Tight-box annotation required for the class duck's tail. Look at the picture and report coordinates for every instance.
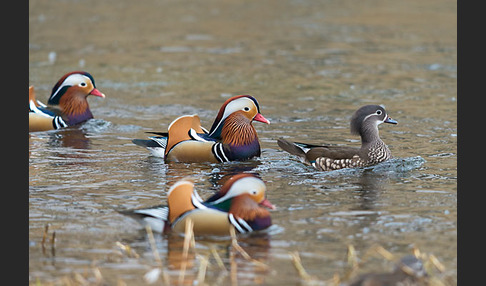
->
[119,206,170,233]
[277,138,307,158]
[132,136,167,158]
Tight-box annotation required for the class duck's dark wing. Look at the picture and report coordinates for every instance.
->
[145,131,168,137]
[278,138,360,162]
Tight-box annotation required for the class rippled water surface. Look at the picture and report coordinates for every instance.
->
[29,0,456,284]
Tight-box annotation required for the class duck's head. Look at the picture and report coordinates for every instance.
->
[48,71,105,115]
[205,173,275,210]
[208,95,270,138]
[350,105,397,142]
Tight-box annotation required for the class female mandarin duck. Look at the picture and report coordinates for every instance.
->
[29,71,105,132]
[123,173,275,236]
[132,95,270,163]
[277,105,398,171]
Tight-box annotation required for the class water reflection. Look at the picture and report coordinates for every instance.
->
[138,158,264,186]
[158,231,271,285]
[207,160,263,188]
[47,127,91,150]
[355,170,387,211]
[29,126,93,168]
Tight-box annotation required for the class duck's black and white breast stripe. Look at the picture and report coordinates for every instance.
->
[53,116,68,129]
[228,213,253,233]
[212,143,230,163]
[30,99,68,129]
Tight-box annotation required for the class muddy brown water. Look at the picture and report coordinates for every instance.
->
[29,0,456,284]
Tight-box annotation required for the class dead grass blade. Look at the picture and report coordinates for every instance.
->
[115,241,140,259]
[210,245,227,271]
[196,254,209,285]
[145,225,170,285]
[92,267,103,284]
[229,226,269,269]
[41,224,49,255]
[341,244,359,281]
[50,231,56,257]
[346,244,357,268]
[373,245,395,261]
[230,241,238,286]
[428,254,446,273]
[289,251,315,282]
[178,218,194,285]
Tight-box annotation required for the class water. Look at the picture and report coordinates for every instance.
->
[29,0,456,284]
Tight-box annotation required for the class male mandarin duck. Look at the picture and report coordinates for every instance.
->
[29,71,105,132]
[132,95,270,163]
[122,173,275,236]
[277,105,398,171]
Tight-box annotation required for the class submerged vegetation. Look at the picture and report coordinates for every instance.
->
[33,223,454,285]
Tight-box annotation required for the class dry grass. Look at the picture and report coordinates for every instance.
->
[143,225,170,284]
[289,243,452,286]
[31,225,454,286]
[41,224,56,257]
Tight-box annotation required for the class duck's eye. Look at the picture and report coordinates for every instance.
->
[79,82,87,87]
[376,110,382,115]
[251,190,258,195]
[243,107,250,112]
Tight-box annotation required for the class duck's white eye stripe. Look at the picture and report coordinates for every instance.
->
[51,74,92,100]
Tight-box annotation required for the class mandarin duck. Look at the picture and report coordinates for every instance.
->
[122,173,275,236]
[277,105,398,171]
[132,95,270,163]
[29,71,105,132]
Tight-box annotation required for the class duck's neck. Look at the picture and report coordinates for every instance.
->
[60,96,93,125]
[360,127,392,163]
[221,115,258,146]
[360,124,381,146]
[229,195,270,221]
[65,109,94,126]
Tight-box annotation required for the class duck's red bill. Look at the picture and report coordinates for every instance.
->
[254,113,270,124]
[259,198,276,210]
[89,88,105,98]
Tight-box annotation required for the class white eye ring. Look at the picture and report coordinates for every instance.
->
[79,82,87,87]
[243,107,250,112]
[251,190,258,195]
[376,110,382,115]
